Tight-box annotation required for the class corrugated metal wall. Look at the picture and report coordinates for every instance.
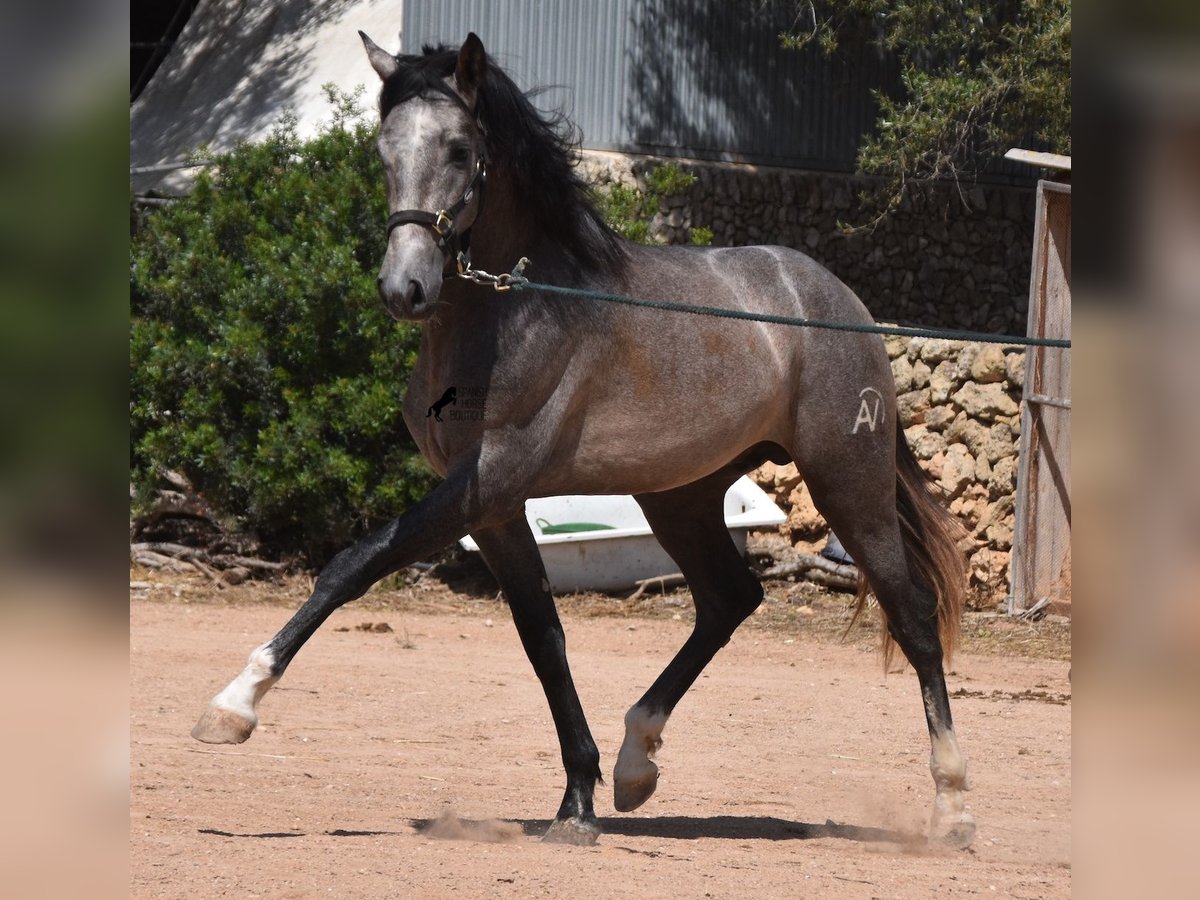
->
[400,0,896,173]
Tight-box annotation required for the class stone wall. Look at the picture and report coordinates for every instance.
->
[579,151,1036,335]
[753,336,1024,607]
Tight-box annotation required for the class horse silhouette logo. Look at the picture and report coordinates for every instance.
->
[426,386,457,422]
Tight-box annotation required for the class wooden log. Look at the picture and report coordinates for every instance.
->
[131,541,208,560]
[626,573,687,601]
[131,542,285,579]
[131,550,191,572]
[762,553,858,582]
[801,570,858,592]
[186,556,225,588]
[212,554,288,572]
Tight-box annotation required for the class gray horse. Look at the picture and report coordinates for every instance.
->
[193,33,973,848]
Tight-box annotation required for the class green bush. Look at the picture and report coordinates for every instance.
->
[593,164,713,246]
[130,89,437,564]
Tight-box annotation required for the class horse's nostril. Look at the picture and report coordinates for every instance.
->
[406,280,427,310]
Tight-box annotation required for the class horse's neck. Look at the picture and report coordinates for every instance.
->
[468,177,534,273]
[419,173,603,370]
[469,175,605,286]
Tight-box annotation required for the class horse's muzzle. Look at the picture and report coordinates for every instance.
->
[377,268,440,321]
[376,277,428,320]
[378,230,445,320]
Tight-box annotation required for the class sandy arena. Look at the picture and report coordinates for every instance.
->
[131,573,1070,898]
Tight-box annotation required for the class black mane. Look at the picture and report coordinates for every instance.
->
[379,45,626,278]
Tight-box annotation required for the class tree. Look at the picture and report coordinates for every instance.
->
[781,0,1071,228]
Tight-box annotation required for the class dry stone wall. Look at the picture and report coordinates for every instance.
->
[580,151,1035,334]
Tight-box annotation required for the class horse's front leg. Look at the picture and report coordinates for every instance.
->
[191,470,498,744]
[470,517,602,845]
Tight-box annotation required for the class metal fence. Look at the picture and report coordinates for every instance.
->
[401,0,898,173]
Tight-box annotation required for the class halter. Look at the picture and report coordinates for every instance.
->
[384,79,488,277]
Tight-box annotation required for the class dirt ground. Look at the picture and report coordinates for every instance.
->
[130,569,1070,899]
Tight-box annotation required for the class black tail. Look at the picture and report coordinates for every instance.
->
[852,421,968,668]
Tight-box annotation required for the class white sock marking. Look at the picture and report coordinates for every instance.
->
[930,729,969,791]
[208,643,279,725]
[928,728,974,839]
[614,707,667,787]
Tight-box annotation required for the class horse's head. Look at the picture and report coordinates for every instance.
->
[362,33,489,321]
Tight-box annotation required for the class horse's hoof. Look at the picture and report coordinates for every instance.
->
[930,812,976,850]
[542,817,600,846]
[612,761,658,812]
[191,706,256,744]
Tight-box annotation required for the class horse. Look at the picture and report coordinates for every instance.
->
[192,32,974,848]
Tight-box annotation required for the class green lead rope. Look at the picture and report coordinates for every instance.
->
[476,258,1072,350]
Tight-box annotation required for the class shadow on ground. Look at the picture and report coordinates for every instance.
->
[200,815,920,846]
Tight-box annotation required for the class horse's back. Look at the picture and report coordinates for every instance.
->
[625,242,875,329]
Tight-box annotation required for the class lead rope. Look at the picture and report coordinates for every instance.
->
[453,257,1071,349]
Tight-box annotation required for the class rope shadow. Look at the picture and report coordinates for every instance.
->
[198,827,409,839]
[198,828,306,839]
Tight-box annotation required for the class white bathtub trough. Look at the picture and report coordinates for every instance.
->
[459,476,786,592]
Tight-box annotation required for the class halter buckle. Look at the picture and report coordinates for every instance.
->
[433,210,454,239]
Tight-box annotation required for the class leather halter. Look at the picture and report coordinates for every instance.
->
[384,80,488,277]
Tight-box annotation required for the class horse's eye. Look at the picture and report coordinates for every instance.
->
[449,145,471,166]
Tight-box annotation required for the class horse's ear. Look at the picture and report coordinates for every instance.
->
[360,31,399,81]
[454,32,487,103]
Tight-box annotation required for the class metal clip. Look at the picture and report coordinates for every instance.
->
[433,210,453,237]
[492,257,531,291]
[453,256,531,292]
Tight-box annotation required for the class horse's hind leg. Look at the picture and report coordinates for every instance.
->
[613,470,763,812]
[797,443,974,848]
[470,516,602,846]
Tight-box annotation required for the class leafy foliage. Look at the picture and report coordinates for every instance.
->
[781,0,1071,228]
[594,164,714,245]
[130,87,437,563]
